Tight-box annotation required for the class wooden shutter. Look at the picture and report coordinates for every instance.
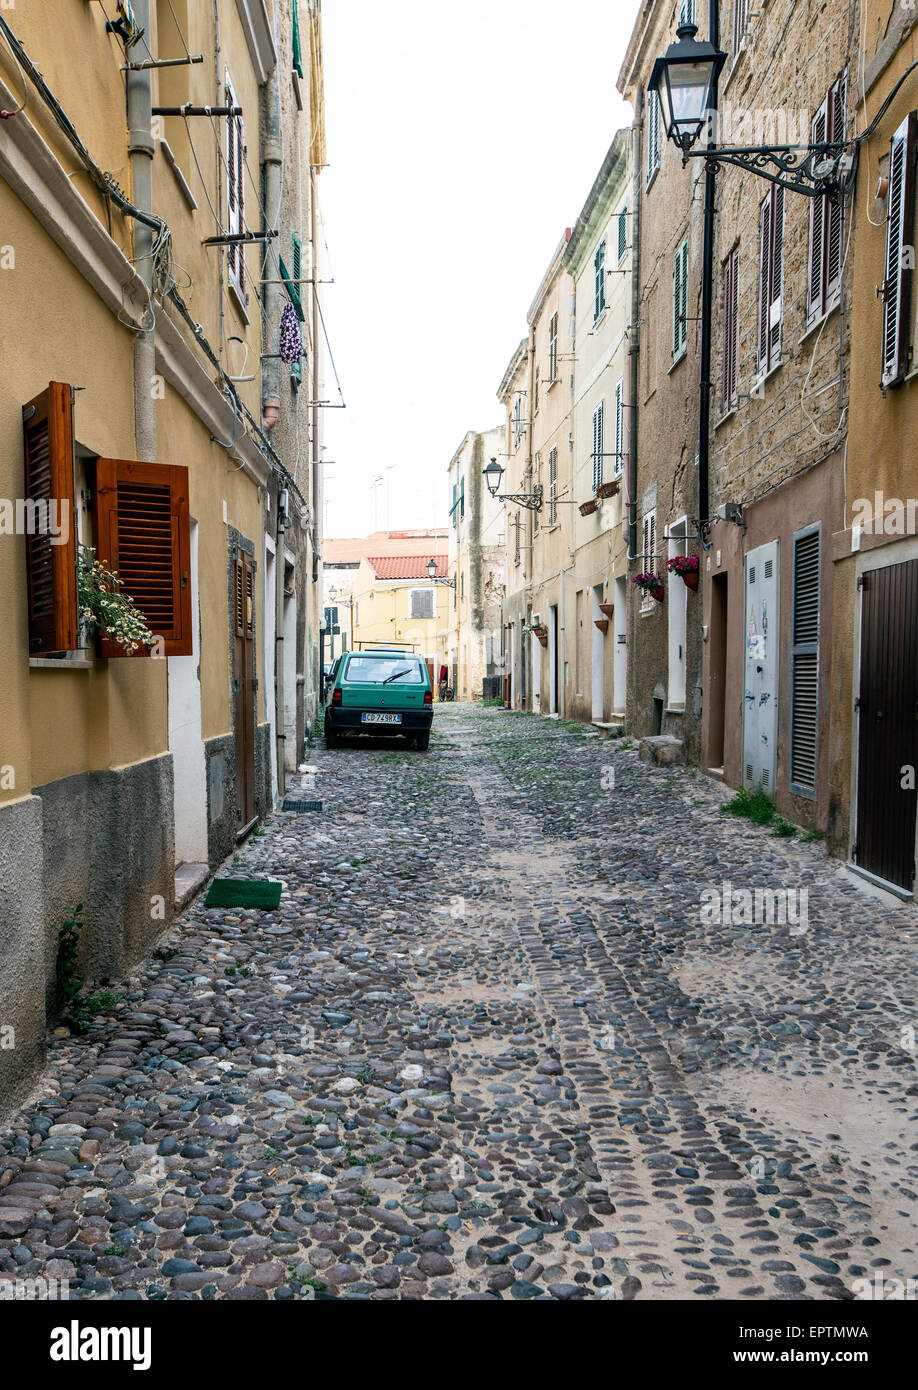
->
[592,402,604,490]
[791,527,821,796]
[758,196,771,372]
[769,184,784,364]
[722,249,739,409]
[808,102,828,325]
[825,80,845,308]
[22,382,77,654]
[618,206,628,263]
[292,0,304,78]
[226,81,246,295]
[234,549,246,639]
[882,112,918,388]
[733,0,748,52]
[673,241,687,357]
[647,89,660,183]
[92,460,192,657]
[614,378,624,477]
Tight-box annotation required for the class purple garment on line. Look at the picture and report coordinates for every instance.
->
[280,301,304,365]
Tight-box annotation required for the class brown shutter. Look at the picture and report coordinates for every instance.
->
[758,196,771,373]
[824,80,845,307]
[93,459,192,657]
[808,102,828,324]
[234,550,246,638]
[769,183,784,364]
[882,112,918,388]
[22,381,77,653]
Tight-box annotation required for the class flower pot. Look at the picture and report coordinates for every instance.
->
[536,633,548,648]
[579,498,599,516]
[594,618,609,635]
[598,602,615,618]
[595,480,619,500]
[680,569,699,591]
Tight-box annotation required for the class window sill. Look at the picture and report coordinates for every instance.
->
[593,306,608,330]
[159,140,198,212]
[30,655,94,670]
[753,359,785,393]
[546,377,560,392]
[714,406,737,432]
[668,347,687,374]
[228,280,250,324]
[799,300,840,348]
[722,46,747,97]
[544,522,561,533]
[646,165,660,194]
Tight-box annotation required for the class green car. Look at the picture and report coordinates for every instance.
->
[325,649,433,750]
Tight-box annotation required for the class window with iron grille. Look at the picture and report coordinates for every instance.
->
[614,379,624,478]
[594,239,607,321]
[758,183,784,376]
[514,394,523,448]
[548,312,559,381]
[225,74,246,299]
[722,247,739,411]
[533,452,541,534]
[647,88,661,185]
[881,111,917,388]
[514,511,521,566]
[790,525,821,797]
[807,77,846,329]
[617,205,628,264]
[548,446,558,525]
[673,238,688,360]
[592,401,605,491]
[410,588,434,619]
[679,0,695,24]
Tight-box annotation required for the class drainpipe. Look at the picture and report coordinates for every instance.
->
[261,3,286,798]
[127,0,156,464]
[311,163,323,723]
[628,110,641,562]
[698,0,721,529]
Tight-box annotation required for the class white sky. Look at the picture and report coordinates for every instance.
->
[319,0,640,539]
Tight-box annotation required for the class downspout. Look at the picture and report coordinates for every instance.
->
[261,3,285,797]
[628,110,642,561]
[127,0,156,464]
[698,0,721,529]
[312,164,323,721]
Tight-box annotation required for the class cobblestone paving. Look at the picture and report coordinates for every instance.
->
[2,704,917,1301]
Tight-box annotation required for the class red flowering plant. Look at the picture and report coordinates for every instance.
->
[665,553,700,576]
[633,572,665,602]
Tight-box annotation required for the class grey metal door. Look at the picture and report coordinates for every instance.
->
[743,541,779,796]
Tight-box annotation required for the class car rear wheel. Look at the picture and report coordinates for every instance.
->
[325,724,338,749]
[415,732,430,751]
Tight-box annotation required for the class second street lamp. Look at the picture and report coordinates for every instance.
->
[427,557,455,589]
[481,458,543,513]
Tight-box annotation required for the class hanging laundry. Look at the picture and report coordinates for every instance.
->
[279,301,304,365]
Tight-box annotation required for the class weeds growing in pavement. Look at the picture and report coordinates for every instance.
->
[56,906,120,1032]
[721,785,816,840]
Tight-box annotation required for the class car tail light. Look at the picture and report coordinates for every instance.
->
[423,690,432,705]
[332,687,342,706]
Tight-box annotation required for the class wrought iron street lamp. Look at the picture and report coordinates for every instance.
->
[482,458,543,512]
[426,557,455,588]
[649,22,852,199]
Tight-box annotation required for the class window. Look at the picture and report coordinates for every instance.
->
[614,378,624,478]
[548,446,558,525]
[679,0,695,22]
[292,0,304,78]
[410,589,434,619]
[460,475,465,519]
[225,75,246,299]
[592,400,605,491]
[22,381,78,654]
[722,247,740,411]
[732,0,748,54]
[758,183,784,376]
[647,88,661,185]
[617,205,628,264]
[673,238,688,361]
[514,511,521,566]
[451,481,459,528]
[514,394,523,448]
[594,238,607,321]
[548,311,558,381]
[533,452,541,535]
[808,79,846,328]
[642,509,658,578]
[882,111,918,388]
[345,654,424,683]
[790,526,821,797]
[93,458,193,656]
[534,366,540,414]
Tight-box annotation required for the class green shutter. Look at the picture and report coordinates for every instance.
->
[292,1,304,78]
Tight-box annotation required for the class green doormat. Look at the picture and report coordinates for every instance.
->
[205,878,283,909]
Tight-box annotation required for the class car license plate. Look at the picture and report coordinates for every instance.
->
[362,712,401,724]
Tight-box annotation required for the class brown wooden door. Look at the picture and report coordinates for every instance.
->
[855,559,918,890]
[234,548,257,832]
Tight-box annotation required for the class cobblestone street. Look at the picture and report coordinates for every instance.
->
[3,704,917,1302]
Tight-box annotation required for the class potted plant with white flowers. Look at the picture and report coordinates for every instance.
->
[78,545,156,654]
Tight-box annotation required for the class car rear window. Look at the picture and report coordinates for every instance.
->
[343,655,425,684]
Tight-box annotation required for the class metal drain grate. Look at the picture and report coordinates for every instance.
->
[281,798,323,813]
